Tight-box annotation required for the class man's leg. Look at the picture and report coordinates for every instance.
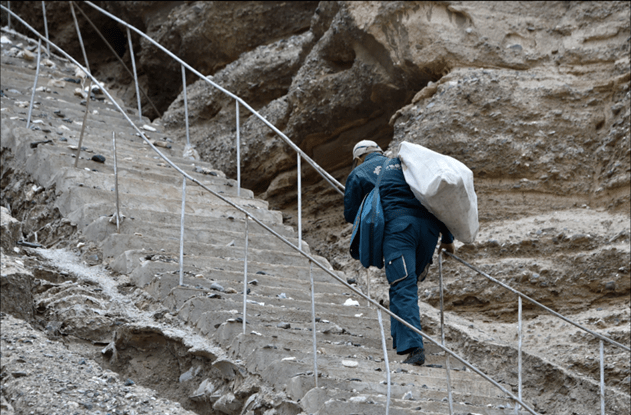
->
[383,217,425,355]
[387,252,424,355]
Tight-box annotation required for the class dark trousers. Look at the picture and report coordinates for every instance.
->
[383,215,440,355]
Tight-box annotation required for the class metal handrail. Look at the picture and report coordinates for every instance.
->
[1,9,540,414]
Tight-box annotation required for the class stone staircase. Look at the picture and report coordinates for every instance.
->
[1,37,527,414]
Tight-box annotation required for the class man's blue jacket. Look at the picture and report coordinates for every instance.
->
[344,152,453,244]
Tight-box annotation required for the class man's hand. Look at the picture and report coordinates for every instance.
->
[440,242,455,254]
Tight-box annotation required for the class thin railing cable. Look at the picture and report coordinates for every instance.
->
[81,0,345,196]
[309,261,318,387]
[444,251,630,352]
[126,26,142,123]
[516,295,523,415]
[112,132,120,233]
[243,216,249,335]
[71,2,159,115]
[69,2,89,73]
[25,38,41,129]
[182,65,190,146]
[41,1,49,56]
[236,100,241,197]
[600,340,606,415]
[7,9,586,414]
[178,178,186,286]
[377,309,391,415]
[439,252,454,415]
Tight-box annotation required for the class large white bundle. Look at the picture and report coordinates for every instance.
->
[398,142,479,243]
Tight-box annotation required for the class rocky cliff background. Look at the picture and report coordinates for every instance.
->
[3,1,630,409]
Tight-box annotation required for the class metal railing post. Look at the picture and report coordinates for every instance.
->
[6,1,10,31]
[297,153,302,250]
[74,79,91,167]
[178,177,186,286]
[366,270,371,307]
[309,261,318,387]
[126,26,141,123]
[377,309,391,415]
[516,296,523,415]
[26,38,41,129]
[439,252,454,415]
[243,215,249,334]
[182,65,190,146]
[69,1,89,73]
[112,132,120,233]
[236,100,240,197]
[41,2,49,56]
[600,340,606,415]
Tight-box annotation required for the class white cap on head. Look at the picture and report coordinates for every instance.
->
[352,140,382,160]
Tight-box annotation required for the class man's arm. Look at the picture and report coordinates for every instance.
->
[344,171,369,223]
[436,220,455,253]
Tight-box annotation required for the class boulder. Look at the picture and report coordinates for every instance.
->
[0,256,34,321]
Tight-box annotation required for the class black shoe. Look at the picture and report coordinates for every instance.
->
[402,347,425,366]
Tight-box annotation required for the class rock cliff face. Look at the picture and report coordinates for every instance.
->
[159,1,629,210]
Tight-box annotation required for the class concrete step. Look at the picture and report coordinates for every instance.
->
[145,272,352,307]
[295,378,522,413]
[0,121,249,200]
[124,253,336,287]
[213,327,515,410]
[66,204,294,241]
[20,140,252,200]
[55,186,281,226]
[176,295,393,347]
[309,394,520,415]
[102,234,323,270]
[83,216,304,254]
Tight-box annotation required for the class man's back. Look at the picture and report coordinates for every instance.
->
[344,153,431,223]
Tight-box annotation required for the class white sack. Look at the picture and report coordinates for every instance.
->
[398,142,479,243]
